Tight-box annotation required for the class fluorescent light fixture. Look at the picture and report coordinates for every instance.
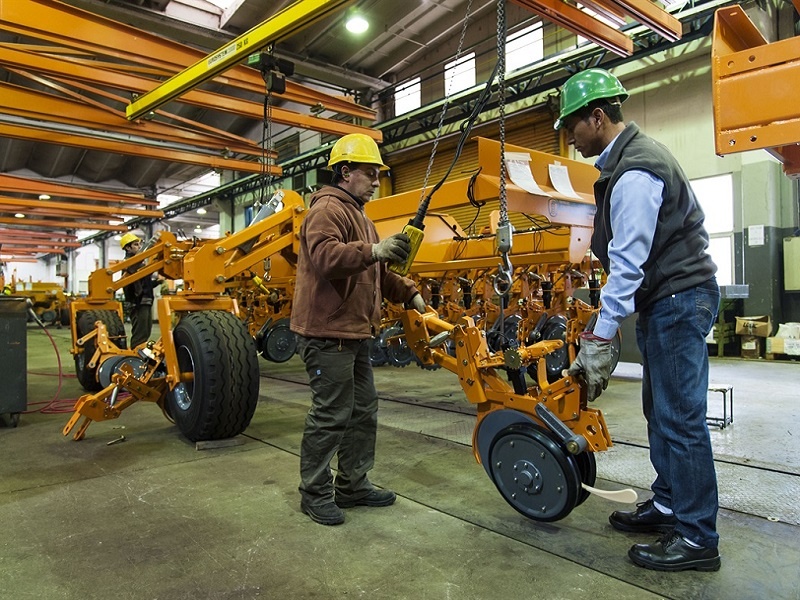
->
[14,213,25,218]
[197,207,207,215]
[39,194,50,200]
[195,225,202,231]
[345,14,369,34]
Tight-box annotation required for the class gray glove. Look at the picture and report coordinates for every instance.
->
[410,293,426,313]
[372,233,411,264]
[565,332,614,402]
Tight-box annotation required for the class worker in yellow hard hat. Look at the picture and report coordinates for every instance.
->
[120,232,159,348]
[290,133,426,526]
[119,232,142,251]
[556,68,720,572]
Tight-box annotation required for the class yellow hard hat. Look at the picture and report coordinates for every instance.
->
[120,232,142,249]
[327,133,388,170]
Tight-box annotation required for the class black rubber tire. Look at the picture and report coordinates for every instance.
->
[60,307,70,327]
[167,311,259,442]
[74,309,128,391]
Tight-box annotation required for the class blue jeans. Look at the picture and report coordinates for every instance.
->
[635,278,720,548]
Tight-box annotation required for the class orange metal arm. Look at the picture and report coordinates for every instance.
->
[711,5,800,177]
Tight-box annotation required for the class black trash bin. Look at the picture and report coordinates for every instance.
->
[0,297,27,427]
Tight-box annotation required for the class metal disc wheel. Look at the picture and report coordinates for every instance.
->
[73,309,128,391]
[572,450,597,506]
[369,336,388,367]
[540,315,569,383]
[167,311,259,442]
[259,319,297,363]
[383,324,414,368]
[488,423,581,521]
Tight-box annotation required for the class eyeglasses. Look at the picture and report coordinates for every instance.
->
[350,167,380,180]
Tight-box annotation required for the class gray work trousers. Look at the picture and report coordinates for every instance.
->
[296,336,378,507]
[129,302,153,349]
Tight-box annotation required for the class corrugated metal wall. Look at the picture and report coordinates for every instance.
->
[385,109,561,233]
[387,109,559,193]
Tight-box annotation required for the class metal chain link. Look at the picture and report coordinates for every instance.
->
[419,0,475,202]
[496,0,508,224]
[494,0,513,304]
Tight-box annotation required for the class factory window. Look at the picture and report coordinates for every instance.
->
[506,23,544,73]
[444,52,475,95]
[395,77,421,116]
[691,174,734,286]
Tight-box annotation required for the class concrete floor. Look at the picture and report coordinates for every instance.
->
[3,324,800,600]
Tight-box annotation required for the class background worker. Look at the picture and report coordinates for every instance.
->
[290,133,426,526]
[557,69,721,572]
[120,232,161,349]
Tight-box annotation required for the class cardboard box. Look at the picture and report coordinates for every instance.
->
[740,335,763,359]
[767,337,800,356]
[735,315,772,337]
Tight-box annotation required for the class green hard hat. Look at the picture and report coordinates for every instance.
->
[554,68,628,130]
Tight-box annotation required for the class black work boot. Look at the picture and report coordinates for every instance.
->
[336,488,396,508]
[609,498,677,534]
[301,501,345,526]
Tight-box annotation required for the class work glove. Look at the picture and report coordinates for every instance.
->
[409,293,426,313]
[565,331,614,402]
[372,233,411,264]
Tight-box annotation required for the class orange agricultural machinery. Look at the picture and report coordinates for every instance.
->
[63,189,305,442]
[365,137,620,521]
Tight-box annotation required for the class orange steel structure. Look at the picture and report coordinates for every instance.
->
[711,4,800,178]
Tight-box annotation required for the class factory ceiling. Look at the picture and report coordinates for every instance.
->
[0,0,726,260]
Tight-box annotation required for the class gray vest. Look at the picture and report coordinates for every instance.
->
[591,123,716,311]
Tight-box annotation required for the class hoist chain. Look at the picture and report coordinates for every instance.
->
[494,0,513,297]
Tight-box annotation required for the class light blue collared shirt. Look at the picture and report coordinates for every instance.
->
[591,133,664,340]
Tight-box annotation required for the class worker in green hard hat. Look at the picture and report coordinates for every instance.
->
[556,68,722,572]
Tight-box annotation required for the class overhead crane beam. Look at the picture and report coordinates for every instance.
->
[0,0,375,122]
[0,122,272,175]
[0,216,127,231]
[0,228,77,240]
[0,82,268,159]
[0,174,156,208]
[0,245,66,254]
[0,44,382,141]
[0,196,164,219]
[511,0,634,56]
[126,0,355,120]
[0,239,82,249]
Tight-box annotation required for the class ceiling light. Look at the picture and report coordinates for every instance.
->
[197,207,207,215]
[345,14,369,34]
[39,194,50,200]
[195,225,202,231]
[14,213,25,218]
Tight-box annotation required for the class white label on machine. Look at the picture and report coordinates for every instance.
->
[505,152,550,196]
[548,163,581,200]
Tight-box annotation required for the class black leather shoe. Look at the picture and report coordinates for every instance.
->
[301,501,345,526]
[609,498,677,534]
[336,488,396,508]
[629,532,721,572]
